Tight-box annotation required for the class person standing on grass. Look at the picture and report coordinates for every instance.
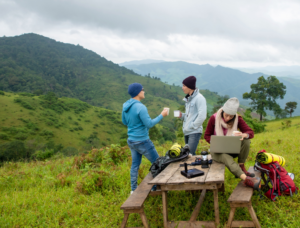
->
[204,97,261,190]
[176,76,207,155]
[122,83,168,194]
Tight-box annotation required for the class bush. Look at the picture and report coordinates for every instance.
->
[40,130,54,139]
[0,140,29,161]
[0,91,5,95]
[14,133,28,140]
[19,92,35,97]
[78,126,83,130]
[75,171,108,195]
[0,133,9,140]
[32,149,54,160]
[61,147,79,157]
[14,98,35,110]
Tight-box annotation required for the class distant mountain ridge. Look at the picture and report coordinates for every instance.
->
[119,59,165,66]
[124,61,300,115]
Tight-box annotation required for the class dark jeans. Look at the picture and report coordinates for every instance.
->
[184,133,202,155]
[127,139,159,191]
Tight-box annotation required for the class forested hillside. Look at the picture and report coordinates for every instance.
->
[124,61,300,115]
[0,34,220,128]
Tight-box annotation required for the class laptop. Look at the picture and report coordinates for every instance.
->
[210,136,242,154]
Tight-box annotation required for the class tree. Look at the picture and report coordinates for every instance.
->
[285,102,297,118]
[213,95,230,113]
[243,76,286,121]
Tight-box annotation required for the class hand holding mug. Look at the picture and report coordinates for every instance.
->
[161,108,169,117]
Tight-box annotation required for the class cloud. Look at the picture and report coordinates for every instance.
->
[1,0,300,67]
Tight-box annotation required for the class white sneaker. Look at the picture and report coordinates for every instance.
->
[130,191,133,195]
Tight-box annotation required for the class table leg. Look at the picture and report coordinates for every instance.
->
[162,191,168,228]
[213,189,220,225]
[189,189,206,222]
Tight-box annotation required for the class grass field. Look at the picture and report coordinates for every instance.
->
[0,117,299,227]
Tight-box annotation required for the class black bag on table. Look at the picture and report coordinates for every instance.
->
[149,144,190,178]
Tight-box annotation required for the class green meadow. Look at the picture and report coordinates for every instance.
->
[0,117,299,227]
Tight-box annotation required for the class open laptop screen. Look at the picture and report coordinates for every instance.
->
[210,136,242,154]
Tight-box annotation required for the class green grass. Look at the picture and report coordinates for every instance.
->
[0,107,299,227]
[0,92,127,152]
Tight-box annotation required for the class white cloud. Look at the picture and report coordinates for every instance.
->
[1,0,300,67]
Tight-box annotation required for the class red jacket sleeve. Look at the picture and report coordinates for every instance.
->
[204,115,254,144]
[204,115,215,144]
[237,116,254,139]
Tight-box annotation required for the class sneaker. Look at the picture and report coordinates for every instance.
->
[243,177,261,191]
[130,191,133,195]
[239,164,255,177]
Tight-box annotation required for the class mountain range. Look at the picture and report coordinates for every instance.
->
[122,61,300,115]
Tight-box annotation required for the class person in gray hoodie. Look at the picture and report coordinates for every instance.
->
[122,83,168,193]
[177,76,207,155]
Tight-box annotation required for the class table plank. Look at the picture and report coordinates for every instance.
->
[148,162,180,185]
[167,164,209,184]
[205,160,225,184]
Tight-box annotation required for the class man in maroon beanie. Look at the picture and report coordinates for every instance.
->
[176,76,207,155]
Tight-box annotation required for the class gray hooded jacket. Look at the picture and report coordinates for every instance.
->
[180,88,207,135]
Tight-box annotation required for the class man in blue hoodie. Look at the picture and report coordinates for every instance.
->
[122,83,168,193]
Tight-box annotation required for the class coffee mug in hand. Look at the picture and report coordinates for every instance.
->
[174,110,180,117]
[164,107,170,116]
[232,131,240,136]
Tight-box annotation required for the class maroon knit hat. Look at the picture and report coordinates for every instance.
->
[182,76,196,90]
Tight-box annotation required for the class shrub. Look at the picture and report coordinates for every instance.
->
[14,133,28,140]
[40,130,54,138]
[0,140,28,161]
[0,133,9,140]
[68,116,72,120]
[0,91,5,95]
[19,92,35,97]
[78,126,83,130]
[14,98,35,110]
[75,171,108,195]
[32,149,54,160]
[85,120,91,122]
[61,147,79,157]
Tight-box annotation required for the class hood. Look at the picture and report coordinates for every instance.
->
[183,88,199,102]
[122,98,140,113]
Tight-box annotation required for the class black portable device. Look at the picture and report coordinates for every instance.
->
[181,163,205,179]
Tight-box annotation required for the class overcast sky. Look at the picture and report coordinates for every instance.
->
[1,0,300,67]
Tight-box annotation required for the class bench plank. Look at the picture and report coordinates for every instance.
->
[227,167,261,203]
[121,173,153,210]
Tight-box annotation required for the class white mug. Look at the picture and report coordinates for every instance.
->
[174,110,180,117]
[164,107,170,116]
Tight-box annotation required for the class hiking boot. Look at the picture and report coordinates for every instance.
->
[239,164,255,177]
[243,177,261,191]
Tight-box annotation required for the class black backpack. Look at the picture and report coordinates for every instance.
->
[149,144,190,178]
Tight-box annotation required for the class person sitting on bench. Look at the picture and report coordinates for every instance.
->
[204,97,261,190]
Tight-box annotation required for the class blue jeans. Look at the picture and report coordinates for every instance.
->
[127,139,159,191]
[184,133,202,155]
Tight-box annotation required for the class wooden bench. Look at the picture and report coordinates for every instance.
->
[226,167,262,228]
[120,172,160,228]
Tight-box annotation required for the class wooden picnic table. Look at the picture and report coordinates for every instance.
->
[149,155,225,228]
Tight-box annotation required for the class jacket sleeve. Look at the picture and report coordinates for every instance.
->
[204,115,215,144]
[192,95,207,129]
[122,111,127,126]
[139,105,163,129]
[238,116,254,139]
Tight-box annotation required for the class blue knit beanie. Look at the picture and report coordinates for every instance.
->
[128,83,143,98]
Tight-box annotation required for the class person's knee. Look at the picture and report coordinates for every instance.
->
[242,139,250,148]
